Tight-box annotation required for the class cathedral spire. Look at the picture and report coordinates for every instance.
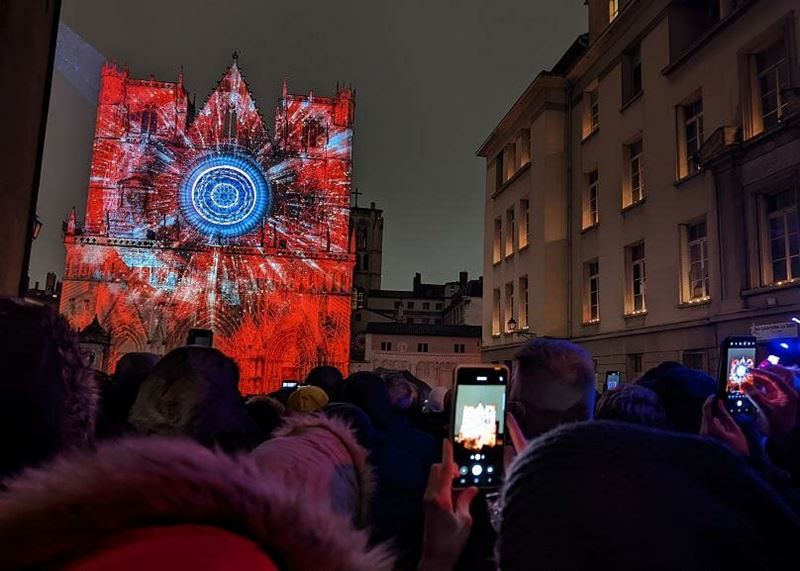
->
[282,78,288,99]
[231,50,239,67]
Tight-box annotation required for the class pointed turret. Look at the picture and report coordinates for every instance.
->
[65,206,77,236]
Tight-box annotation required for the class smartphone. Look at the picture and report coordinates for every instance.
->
[718,336,757,416]
[451,365,508,489]
[187,328,213,347]
[281,381,299,389]
[605,371,622,391]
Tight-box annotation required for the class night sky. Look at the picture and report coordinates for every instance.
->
[30,0,586,290]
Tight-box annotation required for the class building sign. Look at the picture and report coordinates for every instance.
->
[751,322,798,340]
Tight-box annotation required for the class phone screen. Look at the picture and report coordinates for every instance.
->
[721,337,756,415]
[605,371,621,390]
[452,366,507,488]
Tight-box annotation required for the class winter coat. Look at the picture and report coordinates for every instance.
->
[0,437,394,570]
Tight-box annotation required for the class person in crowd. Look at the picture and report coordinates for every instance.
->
[251,413,374,527]
[384,373,417,412]
[286,384,329,414]
[0,297,98,480]
[340,371,437,569]
[595,383,669,429]
[637,361,715,433]
[420,422,800,571]
[305,365,344,400]
[324,402,377,450]
[96,352,160,439]
[128,346,257,452]
[0,437,394,570]
[245,396,285,444]
[508,338,596,440]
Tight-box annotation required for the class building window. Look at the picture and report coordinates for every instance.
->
[622,44,642,105]
[677,97,704,179]
[516,129,531,169]
[380,341,393,351]
[626,243,646,314]
[423,302,430,310]
[505,207,515,257]
[589,88,600,132]
[223,105,237,139]
[492,288,501,336]
[504,282,514,333]
[681,219,710,302]
[519,198,530,248]
[454,343,466,353]
[417,343,429,353]
[582,82,600,139]
[763,188,799,284]
[436,302,443,310]
[683,350,706,371]
[625,140,644,206]
[584,260,600,323]
[756,39,790,132]
[629,353,643,377]
[303,118,327,148]
[407,301,415,309]
[141,109,157,137]
[493,217,502,264]
[586,170,599,227]
[518,276,529,330]
[494,152,504,190]
[503,143,516,182]
[609,0,619,22]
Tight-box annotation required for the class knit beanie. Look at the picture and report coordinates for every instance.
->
[287,385,329,413]
[498,421,799,571]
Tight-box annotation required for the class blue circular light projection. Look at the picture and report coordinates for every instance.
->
[180,154,271,238]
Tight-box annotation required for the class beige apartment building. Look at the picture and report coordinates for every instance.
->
[480,0,800,385]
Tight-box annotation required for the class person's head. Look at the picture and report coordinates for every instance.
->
[305,366,344,400]
[637,361,715,433]
[245,396,285,443]
[509,338,596,439]
[286,385,329,414]
[498,421,799,571]
[339,372,392,428]
[424,386,448,413]
[97,352,160,439]
[595,384,669,429]
[323,402,376,450]
[128,346,256,451]
[0,297,98,479]
[384,374,415,412]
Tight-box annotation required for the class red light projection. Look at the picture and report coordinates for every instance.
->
[60,59,356,394]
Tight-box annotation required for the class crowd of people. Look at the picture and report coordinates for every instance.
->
[0,295,798,570]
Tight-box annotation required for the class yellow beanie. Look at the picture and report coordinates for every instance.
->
[287,385,330,413]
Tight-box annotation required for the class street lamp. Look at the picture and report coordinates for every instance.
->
[507,317,536,339]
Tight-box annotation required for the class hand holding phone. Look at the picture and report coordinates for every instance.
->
[718,336,757,416]
[451,365,508,489]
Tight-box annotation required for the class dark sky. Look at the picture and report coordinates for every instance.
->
[30,0,586,290]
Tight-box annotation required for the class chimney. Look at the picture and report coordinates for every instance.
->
[459,271,468,286]
[370,201,376,210]
[413,273,422,290]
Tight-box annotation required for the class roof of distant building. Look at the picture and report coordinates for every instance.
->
[365,322,481,337]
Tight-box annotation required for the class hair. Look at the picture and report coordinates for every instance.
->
[510,338,596,439]
[305,366,344,400]
[595,384,669,429]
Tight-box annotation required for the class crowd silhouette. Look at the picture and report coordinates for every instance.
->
[0,296,798,570]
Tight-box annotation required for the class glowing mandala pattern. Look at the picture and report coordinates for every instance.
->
[729,357,755,386]
[180,154,271,238]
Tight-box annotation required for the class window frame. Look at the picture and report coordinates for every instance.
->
[491,288,501,336]
[584,259,600,324]
[417,343,429,353]
[609,0,619,22]
[505,207,516,258]
[519,275,529,330]
[760,186,800,285]
[625,242,647,315]
[680,218,711,303]
[519,198,530,249]
[587,170,599,227]
[493,217,502,264]
[504,282,514,334]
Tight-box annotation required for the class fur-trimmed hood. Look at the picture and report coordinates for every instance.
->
[251,413,375,527]
[0,437,394,571]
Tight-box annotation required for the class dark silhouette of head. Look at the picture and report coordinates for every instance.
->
[637,361,715,433]
[305,365,344,400]
[339,372,392,428]
[0,297,98,479]
[595,384,669,429]
[509,338,596,439]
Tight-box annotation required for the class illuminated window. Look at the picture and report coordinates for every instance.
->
[141,109,157,137]
[505,207,515,257]
[493,217,502,264]
[626,243,646,314]
[519,199,530,248]
[492,288,501,336]
[417,343,429,353]
[622,44,642,105]
[589,88,599,132]
[504,282,514,333]
[626,140,644,206]
[763,188,799,284]
[223,105,237,139]
[677,97,704,179]
[587,170,599,227]
[609,0,619,22]
[756,39,790,131]
[681,219,710,302]
[516,129,531,169]
[584,260,600,323]
[519,276,529,330]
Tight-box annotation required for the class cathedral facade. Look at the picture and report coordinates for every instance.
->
[61,57,355,394]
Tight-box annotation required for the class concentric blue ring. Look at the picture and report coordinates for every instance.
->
[180,154,271,238]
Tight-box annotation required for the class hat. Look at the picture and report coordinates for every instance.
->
[287,386,329,413]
